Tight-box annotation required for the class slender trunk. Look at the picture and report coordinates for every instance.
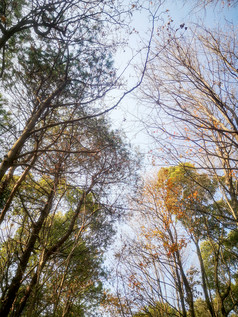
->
[0,151,38,224]
[176,254,195,317]
[0,82,66,184]
[0,183,57,316]
[194,238,216,317]
[168,228,188,316]
[52,221,85,316]
[9,189,90,316]
[214,248,229,317]
[172,254,187,317]
[0,166,15,206]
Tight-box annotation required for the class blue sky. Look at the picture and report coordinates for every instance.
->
[108,1,237,162]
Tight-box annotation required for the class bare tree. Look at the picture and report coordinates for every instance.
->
[141,22,238,225]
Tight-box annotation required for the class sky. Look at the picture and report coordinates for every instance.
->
[107,0,237,173]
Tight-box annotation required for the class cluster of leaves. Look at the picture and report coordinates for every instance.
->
[114,164,238,316]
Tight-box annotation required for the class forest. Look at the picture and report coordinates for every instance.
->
[0,0,237,316]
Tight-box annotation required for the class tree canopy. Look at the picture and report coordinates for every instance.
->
[0,0,237,316]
